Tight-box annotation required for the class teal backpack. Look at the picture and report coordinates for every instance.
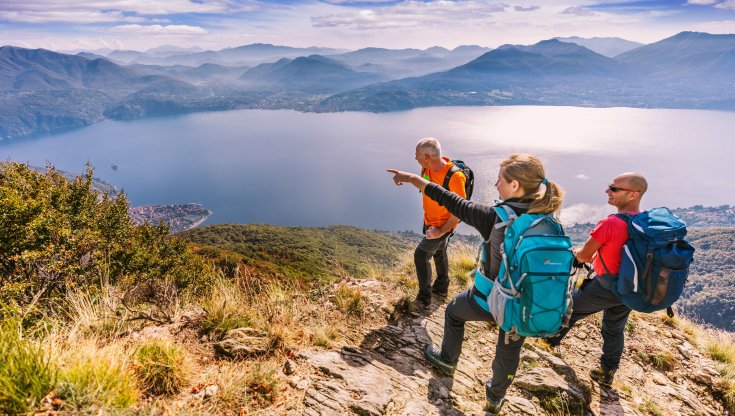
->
[472,205,576,341]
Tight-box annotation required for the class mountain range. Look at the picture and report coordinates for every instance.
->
[1,32,734,140]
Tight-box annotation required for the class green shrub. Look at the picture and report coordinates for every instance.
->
[0,162,207,320]
[0,320,56,414]
[57,343,138,412]
[133,340,189,396]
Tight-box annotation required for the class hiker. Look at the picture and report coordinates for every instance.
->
[409,138,467,307]
[388,154,564,414]
[546,172,648,387]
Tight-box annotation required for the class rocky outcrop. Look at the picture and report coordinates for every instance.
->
[285,279,727,416]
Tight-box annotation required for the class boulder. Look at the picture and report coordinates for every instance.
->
[514,367,588,416]
[214,327,274,358]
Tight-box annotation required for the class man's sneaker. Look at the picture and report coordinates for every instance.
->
[590,366,616,387]
[422,344,455,376]
[411,296,431,311]
[483,397,504,414]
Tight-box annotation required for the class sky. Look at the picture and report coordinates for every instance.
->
[1,0,735,52]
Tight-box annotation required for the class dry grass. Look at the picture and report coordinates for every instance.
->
[55,338,138,412]
[200,278,255,340]
[449,244,476,288]
[334,283,364,315]
[65,288,130,339]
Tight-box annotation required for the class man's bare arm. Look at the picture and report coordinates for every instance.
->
[574,236,602,262]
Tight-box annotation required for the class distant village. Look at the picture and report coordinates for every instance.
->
[129,203,212,234]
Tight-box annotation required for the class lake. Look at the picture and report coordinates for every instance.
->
[2,106,733,233]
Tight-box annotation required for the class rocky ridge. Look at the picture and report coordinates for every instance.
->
[275,277,727,415]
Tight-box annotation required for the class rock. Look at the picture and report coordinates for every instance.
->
[284,359,298,375]
[302,349,408,416]
[576,331,588,340]
[652,372,668,385]
[437,386,450,400]
[297,378,310,390]
[503,395,539,415]
[214,327,274,358]
[693,372,713,385]
[192,384,219,399]
[514,367,587,416]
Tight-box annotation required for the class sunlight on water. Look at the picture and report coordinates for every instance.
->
[1,106,732,232]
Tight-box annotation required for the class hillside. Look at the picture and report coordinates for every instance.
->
[1,162,735,415]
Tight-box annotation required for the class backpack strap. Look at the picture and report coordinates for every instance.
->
[442,164,460,191]
[493,204,517,230]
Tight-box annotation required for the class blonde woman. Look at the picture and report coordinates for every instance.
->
[388,154,563,414]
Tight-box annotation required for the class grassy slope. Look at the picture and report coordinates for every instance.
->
[178,224,410,283]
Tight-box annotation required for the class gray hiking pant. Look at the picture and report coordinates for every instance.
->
[440,288,525,402]
[414,233,451,302]
[552,278,631,371]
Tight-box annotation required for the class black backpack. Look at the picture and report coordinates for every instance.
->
[443,160,474,199]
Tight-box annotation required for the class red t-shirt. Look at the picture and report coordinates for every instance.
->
[589,213,638,276]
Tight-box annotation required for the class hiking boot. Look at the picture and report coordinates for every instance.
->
[483,397,504,414]
[590,366,616,387]
[412,296,431,311]
[422,344,455,376]
[431,285,448,297]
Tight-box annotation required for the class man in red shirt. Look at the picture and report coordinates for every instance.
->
[413,138,467,307]
[547,172,648,386]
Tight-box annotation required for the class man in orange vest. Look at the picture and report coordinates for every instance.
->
[413,137,467,307]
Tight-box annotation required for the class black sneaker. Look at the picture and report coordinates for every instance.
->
[483,397,504,414]
[590,366,616,387]
[422,344,455,376]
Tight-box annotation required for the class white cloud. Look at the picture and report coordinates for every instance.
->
[686,0,719,5]
[312,0,509,30]
[111,24,209,35]
[575,173,589,180]
[716,0,735,10]
[560,6,596,17]
[0,10,142,23]
[514,5,539,12]
[561,203,613,225]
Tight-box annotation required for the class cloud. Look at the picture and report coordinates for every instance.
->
[560,6,596,17]
[111,24,209,35]
[0,9,141,24]
[561,203,613,225]
[514,5,539,12]
[716,0,735,10]
[0,1,259,23]
[312,1,509,30]
[575,173,589,180]
[686,0,719,4]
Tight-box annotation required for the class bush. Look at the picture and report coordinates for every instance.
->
[133,340,189,396]
[57,342,138,412]
[0,162,208,320]
[0,320,56,414]
[334,284,363,315]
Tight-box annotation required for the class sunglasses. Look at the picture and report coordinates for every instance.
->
[608,184,640,193]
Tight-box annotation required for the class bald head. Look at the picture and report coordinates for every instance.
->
[416,137,442,158]
[616,172,648,196]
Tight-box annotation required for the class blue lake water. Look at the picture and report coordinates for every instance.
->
[2,106,733,233]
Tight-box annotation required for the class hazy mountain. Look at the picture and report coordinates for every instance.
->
[122,43,349,67]
[146,45,203,56]
[239,55,385,93]
[0,46,170,91]
[319,39,628,111]
[329,46,491,78]
[616,31,735,79]
[131,62,251,83]
[554,36,644,57]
